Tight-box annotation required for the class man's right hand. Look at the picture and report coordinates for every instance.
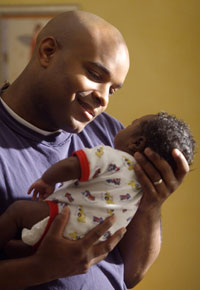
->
[34,206,126,282]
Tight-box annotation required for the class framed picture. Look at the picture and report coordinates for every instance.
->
[0,4,79,84]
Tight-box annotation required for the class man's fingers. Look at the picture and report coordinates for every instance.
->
[135,148,182,192]
[94,227,126,256]
[134,149,167,181]
[89,253,108,267]
[134,162,155,193]
[82,215,116,248]
[143,148,189,188]
[134,148,189,203]
[172,149,189,181]
[89,227,127,267]
[46,206,70,237]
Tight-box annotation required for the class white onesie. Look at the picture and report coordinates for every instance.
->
[22,145,143,245]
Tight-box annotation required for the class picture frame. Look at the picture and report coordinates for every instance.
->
[0,4,79,84]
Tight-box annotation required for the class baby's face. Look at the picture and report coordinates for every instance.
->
[114,114,155,154]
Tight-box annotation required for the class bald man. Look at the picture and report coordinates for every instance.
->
[0,10,188,290]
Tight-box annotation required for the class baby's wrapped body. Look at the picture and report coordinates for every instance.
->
[22,145,143,245]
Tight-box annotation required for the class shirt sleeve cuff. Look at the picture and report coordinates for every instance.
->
[73,149,90,181]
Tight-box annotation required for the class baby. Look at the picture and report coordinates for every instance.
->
[0,112,195,250]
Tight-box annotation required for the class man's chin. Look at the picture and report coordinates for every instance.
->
[62,120,89,134]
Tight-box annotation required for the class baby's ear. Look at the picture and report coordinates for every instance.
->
[128,136,146,153]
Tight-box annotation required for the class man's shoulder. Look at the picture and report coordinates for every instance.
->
[69,113,124,153]
[80,113,124,147]
[86,112,124,134]
[96,112,123,126]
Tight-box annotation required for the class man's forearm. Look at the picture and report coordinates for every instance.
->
[118,206,162,289]
[0,255,50,290]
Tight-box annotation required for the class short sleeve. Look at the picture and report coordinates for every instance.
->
[73,146,119,182]
[73,149,90,181]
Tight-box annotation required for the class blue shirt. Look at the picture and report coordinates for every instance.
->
[0,101,127,290]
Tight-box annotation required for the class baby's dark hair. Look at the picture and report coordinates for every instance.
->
[140,112,195,171]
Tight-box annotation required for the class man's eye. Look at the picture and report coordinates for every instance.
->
[88,69,101,81]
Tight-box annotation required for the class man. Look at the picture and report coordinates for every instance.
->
[0,10,188,290]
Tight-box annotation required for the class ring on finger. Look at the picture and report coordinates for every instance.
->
[153,178,163,185]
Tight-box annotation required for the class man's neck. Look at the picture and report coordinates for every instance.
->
[0,83,60,136]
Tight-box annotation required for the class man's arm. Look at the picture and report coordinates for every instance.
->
[119,148,189,289]
[0,207,126,290]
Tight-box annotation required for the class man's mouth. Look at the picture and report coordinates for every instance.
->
[77,96,95,119]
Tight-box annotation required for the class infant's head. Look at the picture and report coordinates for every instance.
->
[114,112,195,171]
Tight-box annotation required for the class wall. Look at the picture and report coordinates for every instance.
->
[0,1,199,290]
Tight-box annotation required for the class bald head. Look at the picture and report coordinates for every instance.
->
[35,10,127,52]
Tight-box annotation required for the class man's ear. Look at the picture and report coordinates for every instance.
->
[128,136,146,153]
[38,37,58,68]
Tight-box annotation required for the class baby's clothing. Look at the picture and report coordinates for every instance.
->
[22,145,143,245]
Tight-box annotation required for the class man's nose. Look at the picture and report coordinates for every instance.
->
[92,86,109,107]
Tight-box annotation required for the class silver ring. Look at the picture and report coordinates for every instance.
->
[153,179,163,185]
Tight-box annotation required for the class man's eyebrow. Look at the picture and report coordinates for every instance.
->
[89,61,110,75]
[88,61,123,89]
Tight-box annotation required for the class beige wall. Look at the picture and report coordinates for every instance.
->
[0,1,199,290]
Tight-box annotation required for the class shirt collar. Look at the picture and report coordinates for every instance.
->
[0,98,61,136]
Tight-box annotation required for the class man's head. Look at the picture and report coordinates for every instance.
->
[24,10,129,132]
[114,112,195,171]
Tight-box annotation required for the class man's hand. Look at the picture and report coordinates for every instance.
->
[34,206,126,281]
[119,148,189,288]
[0,205,126,290]
[133,148,189,211]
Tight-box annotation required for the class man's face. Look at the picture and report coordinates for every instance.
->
[36,29,129,132]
